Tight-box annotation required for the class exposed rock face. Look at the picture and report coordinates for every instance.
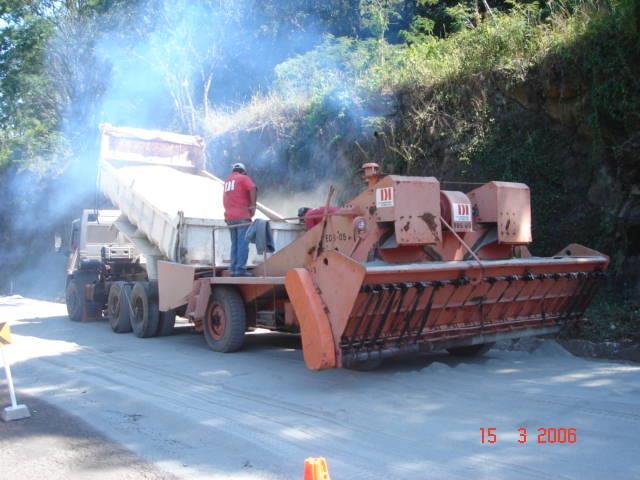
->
[617,188,640,299]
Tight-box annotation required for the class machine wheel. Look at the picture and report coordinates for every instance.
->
[130,282,160,338]
[65,275,99,322]
[107,282,133,333]
[447,342,495,357]
[157,310,176,336]
[203,286,246,353]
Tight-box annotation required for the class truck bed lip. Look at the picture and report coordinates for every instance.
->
[208,276,286,285]
[363,255,609,273]
[203,256,608,283]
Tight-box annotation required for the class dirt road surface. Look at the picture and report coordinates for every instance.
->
[1,295,639,479]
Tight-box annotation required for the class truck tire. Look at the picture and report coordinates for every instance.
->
[130,282,160,338]
[65,274,99,322]
[447,342,495,357]
[157,310,176,336]
[65,279,85,322]
[107,282,133,334]
[203,286,246,353]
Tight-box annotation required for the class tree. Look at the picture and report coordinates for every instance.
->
[132,0,244,133]
[0,1,58,172]
[359,0,403,64]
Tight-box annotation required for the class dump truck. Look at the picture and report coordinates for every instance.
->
[65,124,302,336]
[65,124,609,370]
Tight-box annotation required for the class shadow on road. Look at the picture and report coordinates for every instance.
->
[0,386,175,480]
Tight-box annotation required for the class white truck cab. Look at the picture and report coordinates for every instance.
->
[64,209,142,323]
[66,209,135,275]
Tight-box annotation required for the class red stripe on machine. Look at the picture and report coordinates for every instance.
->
[453,203,472,222]
[376,187,394,207]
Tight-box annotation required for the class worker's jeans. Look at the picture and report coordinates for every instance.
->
[227,220,250,275]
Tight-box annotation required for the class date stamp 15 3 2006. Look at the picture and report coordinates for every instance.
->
[480,427,577,445]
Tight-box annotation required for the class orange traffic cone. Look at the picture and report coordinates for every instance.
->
[303,457,331,480]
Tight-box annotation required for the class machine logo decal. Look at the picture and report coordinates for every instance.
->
[453,203,472,222]
[376,187,394,208]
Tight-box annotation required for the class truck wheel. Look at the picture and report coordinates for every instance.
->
[65,279,85,322]
[157,310,176,336]
[204,286,246,353]
[107,282,133,333]
[130,282,160,338]
[447,342,495,357]
[66,275,99,322]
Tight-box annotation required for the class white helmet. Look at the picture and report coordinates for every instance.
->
[232,162,246,173]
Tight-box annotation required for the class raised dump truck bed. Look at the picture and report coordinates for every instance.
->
[98,124,302,277]
[99,162,301,275]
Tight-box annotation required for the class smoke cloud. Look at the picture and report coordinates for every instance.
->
[2,0,365,296]
[2,0,406,302]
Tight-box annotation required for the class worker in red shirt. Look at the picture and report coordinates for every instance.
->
[223,162,257,276]
[297,206,338,229]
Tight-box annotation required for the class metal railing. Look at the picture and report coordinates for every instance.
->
[209,211,344,278]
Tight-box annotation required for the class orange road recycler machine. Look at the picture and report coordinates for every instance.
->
[160,162,608,370]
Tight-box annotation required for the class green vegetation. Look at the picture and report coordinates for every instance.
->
[273,1,638,97]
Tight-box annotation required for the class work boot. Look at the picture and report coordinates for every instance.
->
[232,271,254,277]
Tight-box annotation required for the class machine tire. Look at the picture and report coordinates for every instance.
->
[157,310,176,336]
[447,342,495,357]
[130,282,160,338]
[107,282,133,333]
[66,274,99,322]
[203,286,246,353]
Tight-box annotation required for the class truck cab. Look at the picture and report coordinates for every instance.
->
[65,209,140,322]
[66,210,135,274]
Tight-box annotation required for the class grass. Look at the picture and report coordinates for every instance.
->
[206,0,638,141]
[270,0,636,99]
[204,92,311,137]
